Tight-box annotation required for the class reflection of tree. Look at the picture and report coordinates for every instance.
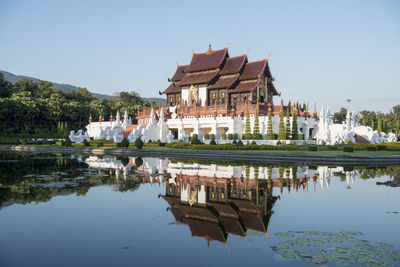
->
[0,153,143,207]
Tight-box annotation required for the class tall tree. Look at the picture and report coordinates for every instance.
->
[265,108,274,140]
[278,106,286,140]
[285,109,291,139]
[291,109,299,140]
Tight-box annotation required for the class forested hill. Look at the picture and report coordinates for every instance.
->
[0,70,166,105]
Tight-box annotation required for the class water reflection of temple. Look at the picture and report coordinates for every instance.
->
[82,156,365,245]
[162,175,278,246]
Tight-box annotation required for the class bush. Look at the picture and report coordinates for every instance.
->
[237,140,243,146]
[221,133,226,140]
[134,138,144,149]
[190,134,202,144]
[121,138,129,148]
[21,138,28,145]
[232,140,237,144]
[276,140,282,145]
[83,139,90,146]
[327,145,338,150]
[209,139,216,145]
[299,134,304,140]
[135,157,143,167]
[377,145,387,151]
[204,133,210,140]
[96,142,103,147]
[209,134,215,140]
[233,134,238,140]
[308,146,317,151]
[253,133,262,140]
[243,133,253,140]
[366,146,377,151]
[116,142,122,147]
[228,133,233,140]
[251,140,257,145]
[343,146,354,152]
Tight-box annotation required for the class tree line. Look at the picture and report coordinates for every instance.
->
[333,106,400,135]
[0,73,153,136]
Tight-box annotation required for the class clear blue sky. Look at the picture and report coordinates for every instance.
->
[1,0,399,113]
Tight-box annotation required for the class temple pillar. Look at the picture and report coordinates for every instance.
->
[304,122,309,141]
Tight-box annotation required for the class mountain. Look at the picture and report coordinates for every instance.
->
[0,70,166,104]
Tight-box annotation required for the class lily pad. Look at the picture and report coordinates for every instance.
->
[357,257,384,267]
[330,255,356,266]
[274,232,294,238]
[277,248,299,260]
[311,249,327,254]
[311,255,328,264]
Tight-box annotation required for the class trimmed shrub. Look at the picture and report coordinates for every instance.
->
[221,133,226,140]
[308,146,317,151]
[134,138,144,149]
[377,145,387,151]
[96,142,103,147]
[343,146,354,152]
[209,139,216,145]
[276,140,282,145]
[366,146,377,151]
[209,134,215,140]
[228,133,233,140]
[232,140,237,144]
[204,133,210,140]
[251,140,257,145]
[243,133,253,140]
[121,138,129,148]
[135,157,143,167]
[233,134,238,140]
[299,134,304,140]
[83,139,90,146]
[327,145,338,151]
[237,140,243,146]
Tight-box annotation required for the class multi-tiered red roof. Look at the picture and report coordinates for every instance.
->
[162,45,278,96]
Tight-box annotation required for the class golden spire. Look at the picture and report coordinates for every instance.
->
[192,49,195,54]
[266,52,271,60]
[226,41,231,48]
[208,41,212,52]
[176,61,179,66]
[245,48,250,55]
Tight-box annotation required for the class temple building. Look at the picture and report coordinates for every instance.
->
[78,44,397,144]
[134,44,319,142]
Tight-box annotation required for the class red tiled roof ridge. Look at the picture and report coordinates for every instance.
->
[185,48,228,73]
[193,47,228,55]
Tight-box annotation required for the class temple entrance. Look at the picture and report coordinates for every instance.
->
[201,128,212,138]
[171,129,178,139]
[185,128,194,136]
[219,127,228,137]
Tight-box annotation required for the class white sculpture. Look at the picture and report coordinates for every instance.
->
[69,130,90,143]
[166,130,174,143]
[316,106,397,145]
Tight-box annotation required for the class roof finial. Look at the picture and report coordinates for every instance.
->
[208,41,212,52]
[176,61,179,66]
[192,49,195,54]
[267,52,271,60]
[226,41,231,48]
[245,48,250,55]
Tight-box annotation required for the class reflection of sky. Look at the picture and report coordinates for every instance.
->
[0,158,399,267]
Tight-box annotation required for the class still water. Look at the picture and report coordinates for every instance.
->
[0,153,399,267]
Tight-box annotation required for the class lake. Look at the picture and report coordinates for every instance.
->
[0,152,399,267]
